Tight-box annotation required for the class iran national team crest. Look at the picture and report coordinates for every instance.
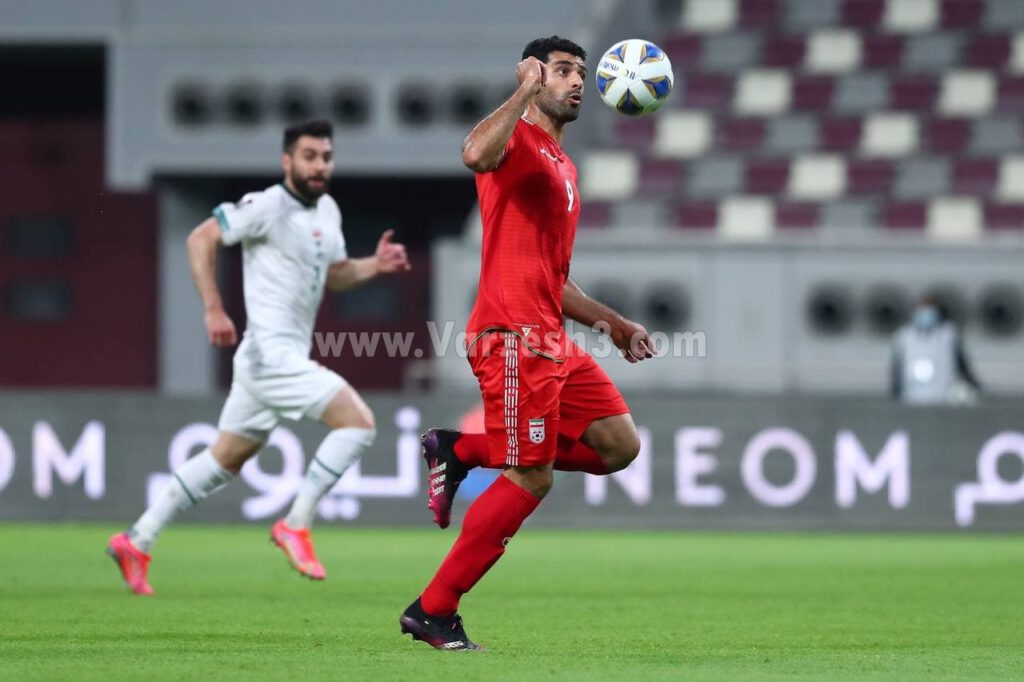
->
[528,418,545,444]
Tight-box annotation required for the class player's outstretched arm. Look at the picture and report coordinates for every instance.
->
[187,217,237,347]
[326,229,411,293]
[562,278,653,363]
[461,57,547,173]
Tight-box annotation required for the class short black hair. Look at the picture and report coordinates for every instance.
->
[283,119,333,152]
[522,36,586,63]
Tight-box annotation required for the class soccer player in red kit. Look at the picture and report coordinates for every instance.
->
[399,36,654,651]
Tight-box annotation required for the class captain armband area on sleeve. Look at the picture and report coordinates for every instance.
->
[212,206,230,233]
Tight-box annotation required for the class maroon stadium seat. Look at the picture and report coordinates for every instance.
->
[952,159,999,195]
[739,0,780,27]
[578,201,612,229]
[681,73,734,110]
[776,203,820,230]
[998,76,1024,111]
[821,117,864,151]
[847,160,894,194]
[639,159,686,196]
[890,76,938,111]
[941,0,984,28]
[840,0,885,27]
[793,76,836,111]
[674,202,719,230]
[984,203,1024,230]
[883,202,928,230]
[613,116,656,151]
[863,35,905,68]
[762,35,807,68]
[964,33,1011,68]
[719,118,766,151]
[924,118,971,152]
[746,159,791,194]
[661,33,703,70]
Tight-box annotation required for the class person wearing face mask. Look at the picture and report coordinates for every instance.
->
[890,297,983,405]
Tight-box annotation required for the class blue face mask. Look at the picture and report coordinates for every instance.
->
[912,306,939,329]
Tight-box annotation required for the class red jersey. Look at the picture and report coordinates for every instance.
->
[466,118,580,360]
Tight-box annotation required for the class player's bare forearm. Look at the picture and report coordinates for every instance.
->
[327,229,411,292]
[462,57,546,172]
[326,257,378,293]
[186,218,226,313]
[563,278,654,363]
[562,278,622,329]
[461,87,533,172]
[187,217,238,346]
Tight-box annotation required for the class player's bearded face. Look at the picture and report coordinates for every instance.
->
[536,53,585,123]
[285,137,334,201]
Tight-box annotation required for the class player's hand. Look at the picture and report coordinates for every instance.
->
[375,229,411,274]
[204,308,238,347]
[610,317,654,364]
[516,56,547,96]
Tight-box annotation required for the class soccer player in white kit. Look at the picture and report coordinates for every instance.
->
[107,120,411,595]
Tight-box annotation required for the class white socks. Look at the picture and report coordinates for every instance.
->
[129,448,234,553]
[127,427,376,551]
[285,427,376,529]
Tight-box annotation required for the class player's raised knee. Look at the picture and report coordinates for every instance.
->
[355,408,376,431]
[604,431,641,473]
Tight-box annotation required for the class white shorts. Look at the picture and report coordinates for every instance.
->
[217,353,347,444]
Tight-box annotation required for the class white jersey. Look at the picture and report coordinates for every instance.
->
[213,183,347,368]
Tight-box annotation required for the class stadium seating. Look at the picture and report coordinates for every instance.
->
[580,0,1024,238]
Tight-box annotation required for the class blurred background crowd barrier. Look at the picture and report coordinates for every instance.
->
[1,392,1022,530]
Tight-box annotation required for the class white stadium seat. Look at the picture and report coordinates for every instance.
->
[734,69,792,115]
[654,110,713,158]
[681,0,737,33]
[718,196,775,240]
[996,156,1024,200]
[789,155,847,200]
[938,71,996,116]
[1012,33,1024,73]
[580,151,639,202]
[806,30,862,74]
[861,113,920,157]
[884,0,938,33]
[927,197,982,240]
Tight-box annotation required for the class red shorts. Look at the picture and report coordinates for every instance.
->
[467,330,629,467]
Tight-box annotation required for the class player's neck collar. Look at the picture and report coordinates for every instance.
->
[521,115,564,149]
[279,182,317,209]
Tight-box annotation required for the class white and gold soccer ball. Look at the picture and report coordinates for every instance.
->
[595,39,674,116]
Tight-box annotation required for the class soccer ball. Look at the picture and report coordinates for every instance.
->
[595,39,674,116]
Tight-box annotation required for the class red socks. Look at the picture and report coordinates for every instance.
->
[420,474,540,616]
[422,434,607,616]
[454,432,608,475]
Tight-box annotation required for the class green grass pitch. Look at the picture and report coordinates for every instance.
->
[1,524,1022,681]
